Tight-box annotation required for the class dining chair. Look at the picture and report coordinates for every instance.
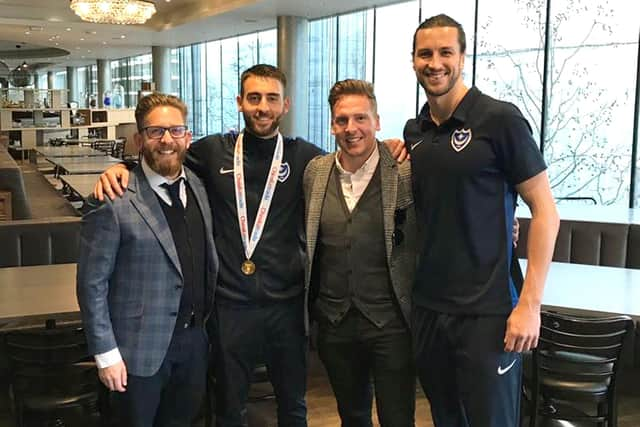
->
[527,311,633,427]
[5,323,102,427]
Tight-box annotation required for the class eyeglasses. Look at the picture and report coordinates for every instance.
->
[142,126,189,139]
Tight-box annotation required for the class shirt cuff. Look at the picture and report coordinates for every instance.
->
[94,348,122,369]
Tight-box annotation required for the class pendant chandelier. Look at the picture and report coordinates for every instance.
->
[70,0,157,25]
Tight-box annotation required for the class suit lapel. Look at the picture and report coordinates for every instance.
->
[185,168,213,246]
[378,141,398,267]
[306,155,335,264]
[129,167,183,278]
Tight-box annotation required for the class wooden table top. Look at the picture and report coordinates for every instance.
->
[0,263,79,330]
[36,146,106,158]
[60,174,102,198]
[53,156,120,174]
[517,205,640,225]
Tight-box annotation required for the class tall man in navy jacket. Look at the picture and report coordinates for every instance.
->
[77,93,218,427]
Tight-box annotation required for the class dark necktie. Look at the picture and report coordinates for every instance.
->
[161,179,184,211]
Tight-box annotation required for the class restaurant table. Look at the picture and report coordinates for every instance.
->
[0,263,80,331]
[521,259,640,319]
[517,204,640,225]
[51,156,121,175]
[36,146,106,158]
[60,174,101,199]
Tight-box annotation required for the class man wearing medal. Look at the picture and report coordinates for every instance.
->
[94,64,323,427]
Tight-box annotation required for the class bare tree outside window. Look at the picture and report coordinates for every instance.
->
[477,0,638,205]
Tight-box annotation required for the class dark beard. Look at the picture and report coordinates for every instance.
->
[242,111,282,138]
[142,147,186,178]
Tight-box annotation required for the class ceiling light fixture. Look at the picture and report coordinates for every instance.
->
[69,0,156,25]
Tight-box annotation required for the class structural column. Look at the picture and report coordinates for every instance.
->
[152,46,172,94]
[66,66,78,103]
[97,59,111,107]
[47,71,55,90]
[277,16,309,139]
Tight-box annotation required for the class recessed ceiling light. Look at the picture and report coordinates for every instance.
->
[87,50,91,53]
[80,38,85,41]
[24,31,31,35]
[120,35,126,39]
[55,43,59,46]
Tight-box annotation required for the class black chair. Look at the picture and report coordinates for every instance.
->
[110,139,125,159]
[527,311,633,427]
[5,324,102,427]
[91,140,114,156]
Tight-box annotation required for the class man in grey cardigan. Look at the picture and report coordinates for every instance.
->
[303,79,416,427]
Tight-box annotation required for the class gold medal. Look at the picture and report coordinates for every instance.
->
[241,259,256,276]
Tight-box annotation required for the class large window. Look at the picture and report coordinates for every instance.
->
[205,41,223,137]
[111,53,152,108]
[54,70,67,90]
[166,0,639,205]
[374,1,420,140]
[258,29,277,65]
[308,10,373,151]
[175,31,278,137]
[475,0,546,146]
[544,0,638,206]
[308,16,338,151]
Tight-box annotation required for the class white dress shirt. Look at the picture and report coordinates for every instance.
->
[94,159,187,369]
[334,144,380,212]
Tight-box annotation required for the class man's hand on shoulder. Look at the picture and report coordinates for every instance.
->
[94,163,130,201]
[98,360,128,392]
[383,138,410,163]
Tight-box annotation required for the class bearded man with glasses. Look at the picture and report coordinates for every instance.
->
[77,93,219,427]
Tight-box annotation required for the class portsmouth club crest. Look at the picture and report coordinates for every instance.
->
[451,128,472,152]
[278,162,290,183]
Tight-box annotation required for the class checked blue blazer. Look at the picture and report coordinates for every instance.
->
[76,165,218,377]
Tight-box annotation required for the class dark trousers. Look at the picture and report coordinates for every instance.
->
[214,298,308,427]
[317,309,416,427]
[114,325,209,427]
[412,306,521,427]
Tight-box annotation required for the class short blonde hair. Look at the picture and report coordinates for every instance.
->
[328,79,377,115]
[135,93,188,131]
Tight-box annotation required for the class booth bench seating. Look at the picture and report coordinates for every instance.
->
[0,147,32,220]
[0,216,81,268]
[516,219,640,270]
